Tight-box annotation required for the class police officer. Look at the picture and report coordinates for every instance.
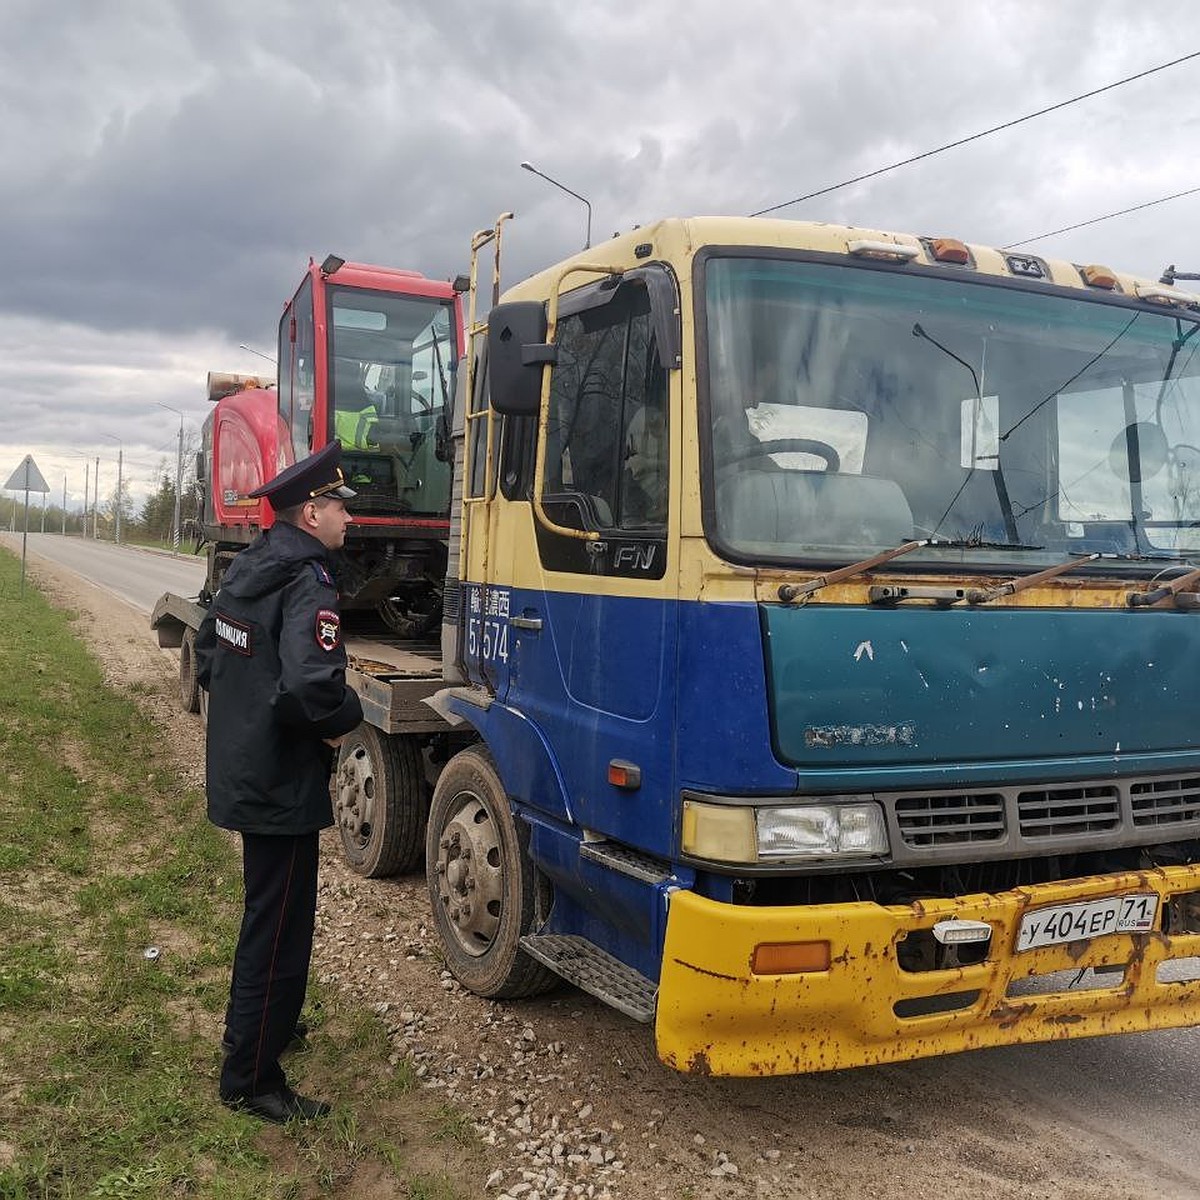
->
[195,441,364,1123]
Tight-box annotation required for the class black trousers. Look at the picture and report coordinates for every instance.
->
[219,831,319,1099]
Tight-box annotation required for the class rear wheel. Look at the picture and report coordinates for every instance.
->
[426,746,556,998]
[335,727,427,877]
[179,630,200,713]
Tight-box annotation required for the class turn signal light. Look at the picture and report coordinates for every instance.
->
[930,237,970,265]
[752,941,831,975]
[607,760,642,789]
[1081,264,1118,290]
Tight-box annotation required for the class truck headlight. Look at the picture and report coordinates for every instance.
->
[682,799,888,865]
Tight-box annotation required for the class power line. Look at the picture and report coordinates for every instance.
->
[1002,185,1200,248]
[750,50,1200,217]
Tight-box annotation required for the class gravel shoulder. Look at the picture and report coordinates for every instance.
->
[19,544,1198,1200]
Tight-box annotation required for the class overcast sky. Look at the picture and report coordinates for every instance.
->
[2,0,1197,508]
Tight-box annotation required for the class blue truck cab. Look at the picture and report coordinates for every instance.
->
[428,217,1200,1074]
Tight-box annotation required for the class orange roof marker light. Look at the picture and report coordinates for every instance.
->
[929,237,971,265]
[1080,264,1119,290]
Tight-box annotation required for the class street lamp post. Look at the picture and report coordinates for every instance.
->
[66,451,92,538]
[102,434,124,544]
[156,403,185,554]
[520,161,592,250]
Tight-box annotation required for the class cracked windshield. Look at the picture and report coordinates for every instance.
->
[328,287,456,516]
[704,257,1200,567]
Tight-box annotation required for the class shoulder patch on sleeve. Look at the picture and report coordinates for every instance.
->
[309,561,335,587]
[215,613,252,655]
[315,608,341,652]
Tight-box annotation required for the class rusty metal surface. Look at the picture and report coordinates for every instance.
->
[656,865,1200,1076]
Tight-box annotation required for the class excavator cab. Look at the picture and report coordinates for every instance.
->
[276,258,464,635]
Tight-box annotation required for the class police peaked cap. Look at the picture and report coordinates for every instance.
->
[248,441,356,510]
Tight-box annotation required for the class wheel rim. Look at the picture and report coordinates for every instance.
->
[433,789,504,957]
[335,741,377,855]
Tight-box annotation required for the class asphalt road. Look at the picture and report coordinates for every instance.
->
[2,531,207,613]
[7,529,1200,1192]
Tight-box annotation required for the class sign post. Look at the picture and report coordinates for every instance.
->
[4,455,51,595]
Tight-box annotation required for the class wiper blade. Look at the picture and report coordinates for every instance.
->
[965,552,1100,605]
[931,539,1044,552]
[1099,551,1187,562]
[778,540,929,604]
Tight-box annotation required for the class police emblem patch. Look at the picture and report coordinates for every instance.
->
[315,608,341,651]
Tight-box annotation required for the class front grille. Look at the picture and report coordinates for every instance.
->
[878,772,1200,868]
[1131,776,1200,827]
[1018,785,1120,838]
[895,793,1004,848]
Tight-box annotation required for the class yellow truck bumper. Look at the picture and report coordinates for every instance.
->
[655,865,1200,1076]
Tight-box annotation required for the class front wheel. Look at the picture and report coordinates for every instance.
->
[426,746,556,999]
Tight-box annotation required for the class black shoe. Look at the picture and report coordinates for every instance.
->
[221,1086,331,1124]
[221,1021,309,1058]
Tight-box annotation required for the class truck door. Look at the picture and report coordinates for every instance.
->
[499,274,681,854]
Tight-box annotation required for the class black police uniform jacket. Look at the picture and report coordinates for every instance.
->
[194,520,363,835]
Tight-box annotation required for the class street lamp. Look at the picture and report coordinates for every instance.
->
[156,402,185,554]
[101,434,124,544]
[520,160,592,250]
[66,450,92,537]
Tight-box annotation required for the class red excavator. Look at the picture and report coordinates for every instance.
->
[197,255,465,636]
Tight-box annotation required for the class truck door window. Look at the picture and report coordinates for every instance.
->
[536,283,668,576]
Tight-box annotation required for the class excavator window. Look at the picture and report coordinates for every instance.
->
[326,288,457,516]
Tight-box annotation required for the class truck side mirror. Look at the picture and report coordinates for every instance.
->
[488,301,555,416]
[195,451,206,482]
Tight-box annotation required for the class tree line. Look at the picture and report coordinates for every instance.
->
[0,452,204,547]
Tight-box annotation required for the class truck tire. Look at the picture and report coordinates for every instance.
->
[179,630,201,714]
[335,727,427,877]
[426,746,557,999]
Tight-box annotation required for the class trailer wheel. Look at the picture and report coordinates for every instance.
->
[426,746,557,999]
[335,727,426,877]
[179,630,201,714]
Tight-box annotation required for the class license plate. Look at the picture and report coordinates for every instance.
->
[1015,893,1158,952]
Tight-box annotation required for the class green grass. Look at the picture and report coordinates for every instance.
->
[0,547,480,1199]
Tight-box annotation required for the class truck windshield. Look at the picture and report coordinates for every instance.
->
[702,256,1200,569]
[328,286,456,516]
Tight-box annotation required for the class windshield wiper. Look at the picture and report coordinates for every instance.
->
[778,540,929,603]
[964,552,1100,605]
[930,538,1044,552]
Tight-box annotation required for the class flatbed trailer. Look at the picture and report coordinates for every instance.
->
[151,592,465,876]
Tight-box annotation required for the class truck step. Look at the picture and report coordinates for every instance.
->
[519,934,657,1023]
[579,840,672,884]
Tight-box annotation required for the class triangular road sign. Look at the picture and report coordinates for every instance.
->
[5,454,50,493]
